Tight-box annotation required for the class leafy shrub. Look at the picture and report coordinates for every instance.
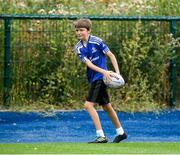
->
[110,22,174,111]
[0,17,178,111]
[0,0,179,16]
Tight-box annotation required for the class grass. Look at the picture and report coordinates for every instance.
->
[0,142,180,154]
[0,0,179,16]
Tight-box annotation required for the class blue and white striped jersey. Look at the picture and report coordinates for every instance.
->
[74,35,110,83]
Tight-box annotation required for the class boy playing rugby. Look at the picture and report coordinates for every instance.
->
[73,19,127,143]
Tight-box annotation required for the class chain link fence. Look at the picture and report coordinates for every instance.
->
[0,15,179,109]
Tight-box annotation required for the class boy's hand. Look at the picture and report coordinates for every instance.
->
[103,70,112,81]
[115,71,120,75]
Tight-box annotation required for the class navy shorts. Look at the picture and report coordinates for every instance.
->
[86,80,110,105]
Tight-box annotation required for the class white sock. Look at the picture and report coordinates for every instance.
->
[96,129,105,137]
[116,127,124,135]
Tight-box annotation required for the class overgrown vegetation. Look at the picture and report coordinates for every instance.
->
[110,22,175,112]
[0,0,179,16]
[0,0,179,112]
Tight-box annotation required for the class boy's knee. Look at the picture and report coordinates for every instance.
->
[84,101,94,110]
[102,103,112,112]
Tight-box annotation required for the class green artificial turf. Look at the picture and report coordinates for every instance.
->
[0,142,180,154]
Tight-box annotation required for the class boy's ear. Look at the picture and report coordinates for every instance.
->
[88,29,91,34]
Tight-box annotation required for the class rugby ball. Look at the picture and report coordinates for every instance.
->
[103,72,125,88]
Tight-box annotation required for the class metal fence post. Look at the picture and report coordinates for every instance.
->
[169,20,177,106]
[3,18,11,107]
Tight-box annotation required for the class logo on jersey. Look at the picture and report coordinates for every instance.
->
[92,47,97,53]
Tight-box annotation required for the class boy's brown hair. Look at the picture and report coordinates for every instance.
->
[74,19,92,30]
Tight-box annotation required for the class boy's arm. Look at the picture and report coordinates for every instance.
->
[85,59,112,80]
[105,51,120,74]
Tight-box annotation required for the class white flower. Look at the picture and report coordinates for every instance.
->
[16,2,27,8]
[48,9,56,14]
[84,0,94,3]
[37,9,46,14]
[28,28,34,33]
[56,4,64,9]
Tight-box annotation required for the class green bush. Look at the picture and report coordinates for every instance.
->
[0,20,4,105]
[3,20,175,112]
[109,22,174,112]
[0,0,179,111]
[0,0,179,16]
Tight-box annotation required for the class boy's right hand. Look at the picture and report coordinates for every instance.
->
[103,70,112,81]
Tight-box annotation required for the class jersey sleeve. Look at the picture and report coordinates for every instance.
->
[74,46,87,62]
[99,40,110,54]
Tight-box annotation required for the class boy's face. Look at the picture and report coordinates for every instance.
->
[75,28,90,41]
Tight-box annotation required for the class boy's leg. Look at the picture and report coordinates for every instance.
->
[85,80,109,143]
[84,101,108,143]
[84,101,102,131]
[102,103,121,128]
[102,103,127,142]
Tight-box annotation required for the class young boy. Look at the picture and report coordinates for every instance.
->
[73,19,127,143]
